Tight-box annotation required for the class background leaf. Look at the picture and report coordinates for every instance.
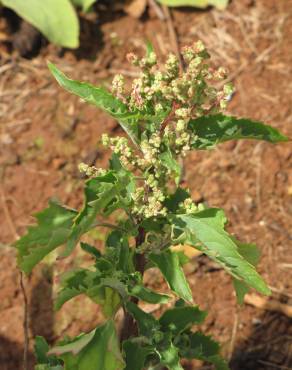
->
[2,0,79,48]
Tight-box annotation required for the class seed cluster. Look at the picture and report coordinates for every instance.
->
[80,41,233,219]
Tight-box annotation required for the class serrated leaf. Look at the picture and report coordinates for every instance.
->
[171,209,271,295]
[48,63,140,145]
[189,114,289,149]
[54,269,99,310]
[125,301,159,337]
[15,201,77,274]
[149,249,193,302]
[66,169,134,255]
[159,342,183,370]
[49,321,124,370]
[123,340,153,370]
[178,331,229,370]
[2,0,79,48]
[55,269,125,317]
[129,284,170,304]
[159,306,206,334]
[157,0,228,10]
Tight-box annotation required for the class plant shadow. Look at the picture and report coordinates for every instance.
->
[230,310,292,370]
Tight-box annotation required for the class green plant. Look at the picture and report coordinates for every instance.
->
[16,42,288,370]
[156,0,228,10]
[0,0,97,48]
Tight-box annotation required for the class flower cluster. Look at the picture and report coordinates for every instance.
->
[78,163,106,177]
[84,42,233,218]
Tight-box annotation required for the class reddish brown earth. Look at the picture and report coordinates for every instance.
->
[0,1,291,369]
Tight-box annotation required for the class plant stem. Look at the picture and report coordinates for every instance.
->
[120,226,146,342]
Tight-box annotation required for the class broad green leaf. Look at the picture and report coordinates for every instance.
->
[125,301,159,337]
[15,201,77,274]
[123,340,153,370]
[157,0,228,10]
[71,0,96,12]
[171,209,271,295]
[149,249,193,302]
[129,284,170,304]
[178,332,229,370]
[48,63,140,145]
[2,0,79,48]
[159,342,183,370]
[189,114,289,149]
[49,321,124,370]
[159,306,206,334]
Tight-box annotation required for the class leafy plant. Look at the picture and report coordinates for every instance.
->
[157,0,229,10]
[0,0,97,48]
[16,41,288,369]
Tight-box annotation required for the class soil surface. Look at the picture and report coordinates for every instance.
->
[0,1,291,369]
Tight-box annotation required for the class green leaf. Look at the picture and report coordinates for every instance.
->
[80,242,101,259]
[48,63,140,145]
[164,188,190,213]
[106,230,134,273]
[159,147,181,185]
[159,342,183,370]
[66,171,133,255]
[49,321,124,370]
[54,269,94,310]
[178,332,229,370]
[129,285,170,304]
[149,249,193,302]
[125,301,159,337]
[2,0,79,48]
[123,340,153,370]
[189,114,289,149]
[71,0,96,12]
[15,201,77,274]
[55,268,125,317]
[35,336,63,368]
[232,240,261,304]
[157,0,228,10]
[159,306,206,334]
[171,209,271,295]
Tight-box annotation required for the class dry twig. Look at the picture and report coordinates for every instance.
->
[244,293,292,318]
[162,5,184,71]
